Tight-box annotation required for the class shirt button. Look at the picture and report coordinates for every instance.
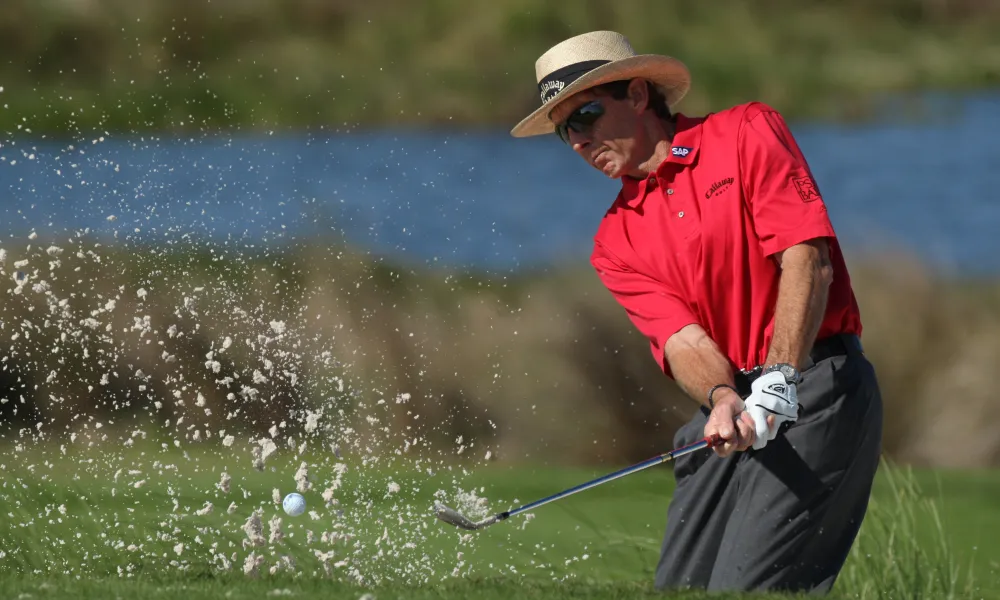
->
[678,211,685,218]
[666,188,674,195]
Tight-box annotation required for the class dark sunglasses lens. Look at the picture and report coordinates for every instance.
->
[572,102,605,124]
[557,101,604,143]
[556,123,571,144]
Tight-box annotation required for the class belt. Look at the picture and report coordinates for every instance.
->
[736,333,863,390]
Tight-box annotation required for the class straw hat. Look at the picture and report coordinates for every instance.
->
[510,31,690,138]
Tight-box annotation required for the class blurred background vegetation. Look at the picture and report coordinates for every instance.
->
[1,0,999,133]
[1,0,999,469]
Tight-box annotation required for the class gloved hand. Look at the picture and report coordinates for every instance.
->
[744,370,799,450]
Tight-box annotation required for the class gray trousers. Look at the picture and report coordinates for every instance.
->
[654,342,883,593]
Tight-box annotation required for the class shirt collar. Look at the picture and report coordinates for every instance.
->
[619,113,703,208]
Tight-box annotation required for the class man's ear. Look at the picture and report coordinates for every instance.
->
[627,78,650,113]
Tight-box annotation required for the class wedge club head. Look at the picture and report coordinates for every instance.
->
[434,503,502,531]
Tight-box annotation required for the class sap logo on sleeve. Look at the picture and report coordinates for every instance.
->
[671,146,692,157]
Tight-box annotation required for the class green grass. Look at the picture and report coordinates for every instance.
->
[1,439,998,599]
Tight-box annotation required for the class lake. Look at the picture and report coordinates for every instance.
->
[2,91,998,276]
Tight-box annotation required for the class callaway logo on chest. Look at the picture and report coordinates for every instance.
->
[705,176,734,199]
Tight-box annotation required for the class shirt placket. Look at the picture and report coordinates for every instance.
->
[661,171,698,241]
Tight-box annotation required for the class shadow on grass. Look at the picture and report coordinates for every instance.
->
[0,573,832,600]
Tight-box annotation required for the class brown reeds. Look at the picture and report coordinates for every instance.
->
[1,238,998,467]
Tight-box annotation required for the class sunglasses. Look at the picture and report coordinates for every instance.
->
[555,100,606,144]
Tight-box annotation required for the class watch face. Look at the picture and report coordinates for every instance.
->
[768,363,799,382]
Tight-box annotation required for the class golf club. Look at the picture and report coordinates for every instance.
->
[434,433,723,531]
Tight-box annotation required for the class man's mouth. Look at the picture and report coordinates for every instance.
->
[591,149,608,167]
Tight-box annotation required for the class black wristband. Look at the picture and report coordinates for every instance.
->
[707,383,738,409]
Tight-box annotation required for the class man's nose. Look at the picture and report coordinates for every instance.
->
[568,128,590,151]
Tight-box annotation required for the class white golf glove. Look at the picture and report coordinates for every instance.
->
[745,370,799,450]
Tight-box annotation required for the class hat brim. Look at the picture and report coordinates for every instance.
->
[509,55,690,138]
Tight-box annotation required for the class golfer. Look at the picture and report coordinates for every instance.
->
[510,31,883,594]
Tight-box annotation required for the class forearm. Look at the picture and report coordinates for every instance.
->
[664,325,739,409]
[765,240,834,370]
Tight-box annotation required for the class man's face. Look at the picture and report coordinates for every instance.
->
[547,79,650,179]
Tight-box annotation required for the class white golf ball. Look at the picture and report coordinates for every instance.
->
[282,492,306,517]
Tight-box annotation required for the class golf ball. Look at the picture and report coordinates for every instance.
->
[282,492,306,517]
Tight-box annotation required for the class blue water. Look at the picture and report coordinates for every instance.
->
[2,91,998,275]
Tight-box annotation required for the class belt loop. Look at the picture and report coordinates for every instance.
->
[846,333,864,356]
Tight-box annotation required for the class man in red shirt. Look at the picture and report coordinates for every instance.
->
[510,31,883,594]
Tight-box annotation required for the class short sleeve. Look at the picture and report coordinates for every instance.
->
[738,106,837,256]
[591,242,699,377]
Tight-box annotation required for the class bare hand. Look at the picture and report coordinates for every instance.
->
[703,388,773,457]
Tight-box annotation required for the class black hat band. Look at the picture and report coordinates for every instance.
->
[538,60,611,105]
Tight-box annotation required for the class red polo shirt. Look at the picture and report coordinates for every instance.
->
[590,101,862,377]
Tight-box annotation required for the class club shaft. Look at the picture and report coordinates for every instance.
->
[504,436,715,519]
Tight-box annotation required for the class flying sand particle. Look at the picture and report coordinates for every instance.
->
[243,552,265,577]
[243,511,265,548]
[294,462,311,493]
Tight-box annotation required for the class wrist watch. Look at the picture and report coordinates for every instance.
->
[763,362,801,384]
